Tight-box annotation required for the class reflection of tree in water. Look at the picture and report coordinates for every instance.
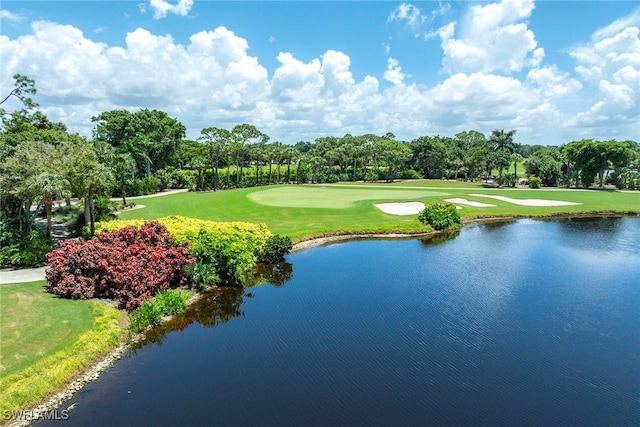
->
[418,230,460,247]
[129,262,293,352]
[246,262,293,287]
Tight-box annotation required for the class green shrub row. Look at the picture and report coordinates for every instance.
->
[129,289,191,334]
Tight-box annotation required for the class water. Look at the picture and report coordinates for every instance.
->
[40,218,640,426]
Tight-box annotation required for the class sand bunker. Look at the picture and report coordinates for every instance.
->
[375,202,425,215]
[469,194,580,207]
[445,198,495,208]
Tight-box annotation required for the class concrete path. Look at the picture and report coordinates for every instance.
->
[0,266,47,284]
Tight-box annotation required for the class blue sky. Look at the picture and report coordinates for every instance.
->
[1,1,639,145]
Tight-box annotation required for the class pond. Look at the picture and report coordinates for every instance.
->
[41,218,640,426]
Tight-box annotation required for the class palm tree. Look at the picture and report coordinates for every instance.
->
[26,173,71,238]
[112,153,136,205]
[489,129,517,183]
[511,153,524,187]
[199,127,233,191]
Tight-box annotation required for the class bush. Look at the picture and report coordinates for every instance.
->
[399,169,423,180]
[418,202,462,231]
[95,216,274,290]
[95,216,272,250]
[186,229,257,288]
[129,289,190,333]
[47,222,194,310]
[126,176,161,196]
[259,235,293,264]
[529,176,541,189]
[0,230,53,268]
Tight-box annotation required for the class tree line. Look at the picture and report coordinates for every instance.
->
[1,74,638,266]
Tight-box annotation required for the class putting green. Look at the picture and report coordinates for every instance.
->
[247,185,448,209]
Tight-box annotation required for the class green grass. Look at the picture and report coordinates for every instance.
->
[0,281,94,377]
[118,180,640,240]
[0,283,124,415]
[247,185,447,208]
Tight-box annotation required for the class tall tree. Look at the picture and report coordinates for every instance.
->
[199,127,233,191]
[25,173,71,238]
[0,74,38,114]
[489,129,517,183]
[410,136,448,179]
[373,138,412,182]
[232,124,268,184]
[92,109,186,177]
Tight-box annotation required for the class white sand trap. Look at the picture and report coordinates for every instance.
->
[445,198,495,208]
[375,202,425,215]
[469,194,580,207]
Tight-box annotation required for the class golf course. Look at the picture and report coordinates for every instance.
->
[117,182,640,240]
[1,180,639,422]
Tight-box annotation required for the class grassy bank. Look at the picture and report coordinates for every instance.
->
[118,181,640,240]
[0,281,124,418]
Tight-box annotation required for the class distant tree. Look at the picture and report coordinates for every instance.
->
[112,153,136,205]
[510,153,524,186]
[0,74,38,114]
[232,124,268,184]
[373,138,412,182]
[92,109,186,177]
[25,173,71,238]
[563,139,633,187]
[489,129,517,183]
[410,136,448,179]
[199,127,234,191]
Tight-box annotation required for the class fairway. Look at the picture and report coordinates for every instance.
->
[117,182,640,240]
[247,185,448,208]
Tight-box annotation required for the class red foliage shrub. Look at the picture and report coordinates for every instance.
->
[46,222,194,310]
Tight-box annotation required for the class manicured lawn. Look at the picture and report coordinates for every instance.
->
[246,185,447,208]
[0,282,123,414]
[118,181,640,240]
[0,281,94,377]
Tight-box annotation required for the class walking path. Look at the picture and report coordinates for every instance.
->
[0,266,46,284]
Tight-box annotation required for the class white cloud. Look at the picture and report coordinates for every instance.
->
[568,9,640,129]
[383,58,406,85]
[592,7,640,41]
[140,0,194,19]
[0,12,638,146]
[388,3,425,28]
[438,0,544,74]
[527,66,582,97]
[0,10,23,22]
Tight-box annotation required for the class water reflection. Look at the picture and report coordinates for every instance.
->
[130,261,293,352]
[246,261,293,287]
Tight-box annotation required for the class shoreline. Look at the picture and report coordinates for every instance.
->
[7,211,640,425]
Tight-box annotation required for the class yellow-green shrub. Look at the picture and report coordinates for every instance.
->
[94,216,271,250]
[93,216,273,289]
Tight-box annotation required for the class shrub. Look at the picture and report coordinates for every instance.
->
[47,222,194,310]
[95,216,274,289]
[0,230,53,268]
[186,229,257,288]
[529,176,541,189]
[399,169,423,180]
[129,289,191,333]
[95,216,272,249]
[418,202,462,231]
[259,235,293,264]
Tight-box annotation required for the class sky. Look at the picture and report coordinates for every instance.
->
[1,0,639,146]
